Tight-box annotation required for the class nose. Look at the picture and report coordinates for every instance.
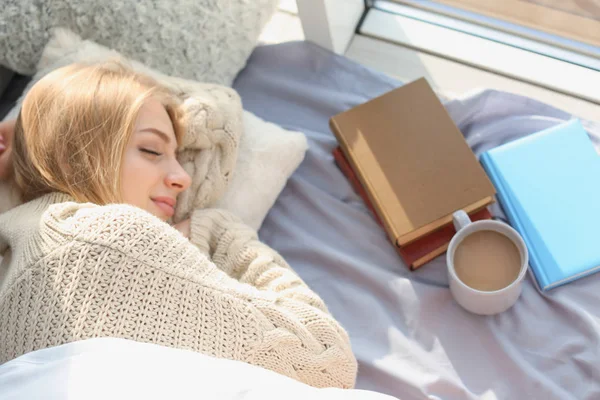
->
[165,161,192,193]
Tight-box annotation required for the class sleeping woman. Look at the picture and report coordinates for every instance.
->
[0,62,357,388]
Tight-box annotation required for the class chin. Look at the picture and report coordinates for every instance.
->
[153,210,170,222]
[157,210,171,222]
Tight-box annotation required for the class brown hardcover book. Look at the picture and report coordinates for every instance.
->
[333,147,492,270]
[329,78,496,248]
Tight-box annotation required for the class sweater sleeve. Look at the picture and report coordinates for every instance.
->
[188,208,357,385]
[189,209,325,309]
[67,204,357,389]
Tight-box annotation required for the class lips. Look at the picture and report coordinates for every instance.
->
[152,197,176,217]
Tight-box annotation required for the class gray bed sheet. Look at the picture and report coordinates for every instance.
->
[233,41,600,400]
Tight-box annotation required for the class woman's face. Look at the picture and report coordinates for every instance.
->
[121,99,191,221]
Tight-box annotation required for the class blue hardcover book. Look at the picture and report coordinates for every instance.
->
[480,119,600,291]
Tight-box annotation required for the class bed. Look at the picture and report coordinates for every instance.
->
[232,41,600,400]
[1,40,599,399]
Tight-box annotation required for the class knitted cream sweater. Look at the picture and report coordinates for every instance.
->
[0,193,357,388]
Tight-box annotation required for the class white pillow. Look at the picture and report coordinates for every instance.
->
[0,0,277,86]
[217,112,307,230]
[4,29,307,230]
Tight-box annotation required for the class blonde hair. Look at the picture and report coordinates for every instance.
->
[13,62,186,204]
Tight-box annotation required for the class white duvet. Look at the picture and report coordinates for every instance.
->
[0,338,395,400]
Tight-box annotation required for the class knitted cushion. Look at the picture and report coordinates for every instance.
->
[0,0,277,86]
[3,29,307,229]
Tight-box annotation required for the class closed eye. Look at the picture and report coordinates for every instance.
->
[140,148,162,156]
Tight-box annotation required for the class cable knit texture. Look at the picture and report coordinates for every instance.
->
[0,193,357,388]
[0,0,278,86]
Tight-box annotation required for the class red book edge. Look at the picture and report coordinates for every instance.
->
[333,147,492,270]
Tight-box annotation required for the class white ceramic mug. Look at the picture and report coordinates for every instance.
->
[446,210,529,315]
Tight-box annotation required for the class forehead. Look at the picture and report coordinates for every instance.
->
[134,99,175,136]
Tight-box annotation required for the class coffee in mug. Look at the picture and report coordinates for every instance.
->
[447,210,529,315]
[453,230,522,291]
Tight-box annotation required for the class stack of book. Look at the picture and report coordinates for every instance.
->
[329,78,496,270]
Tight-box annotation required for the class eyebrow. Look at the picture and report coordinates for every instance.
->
[139,128,172,145]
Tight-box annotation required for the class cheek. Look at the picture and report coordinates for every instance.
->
[121,152,159,206]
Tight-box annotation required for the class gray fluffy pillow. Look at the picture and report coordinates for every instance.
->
[0,0,277,86]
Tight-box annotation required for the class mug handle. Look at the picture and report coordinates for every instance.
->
[452,210,472,232]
